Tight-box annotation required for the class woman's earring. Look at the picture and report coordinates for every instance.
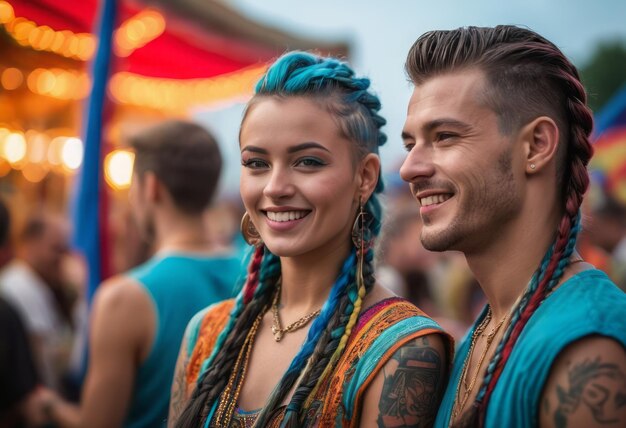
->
[351,197,373,253]
[241,212,262,247]
[352,196,373,292]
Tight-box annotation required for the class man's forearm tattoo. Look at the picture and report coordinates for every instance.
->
[554,357,626,428]
[377,336,444,428]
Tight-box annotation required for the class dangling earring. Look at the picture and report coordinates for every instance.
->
[352,197,373,289]
[241,212,262,247]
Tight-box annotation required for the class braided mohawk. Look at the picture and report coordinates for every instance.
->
[406,26,594,427]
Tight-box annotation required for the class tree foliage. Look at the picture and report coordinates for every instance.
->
[580,40,626,113]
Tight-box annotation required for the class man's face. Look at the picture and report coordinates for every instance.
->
[31,220,69,286]
[399,69,524,254]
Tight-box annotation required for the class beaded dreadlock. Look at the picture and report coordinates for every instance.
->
[174,51,387,428]
[405,26,593,427]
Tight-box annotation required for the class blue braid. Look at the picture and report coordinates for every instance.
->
[284,251,356,374]
[255,251,357,424]
[476,212,581,403]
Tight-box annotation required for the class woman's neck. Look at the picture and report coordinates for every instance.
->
[278,240,352,313]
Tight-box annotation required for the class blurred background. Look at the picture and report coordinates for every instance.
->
[0,0,625,413]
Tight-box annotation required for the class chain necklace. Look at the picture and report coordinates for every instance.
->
[271,285,321,342]
[213,309,266,427]
[451,308,510,421]
[450,255,586,422]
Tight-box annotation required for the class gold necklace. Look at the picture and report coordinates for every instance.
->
[271,286,321,342]
[213,309,266,427]
[452,308,509,421]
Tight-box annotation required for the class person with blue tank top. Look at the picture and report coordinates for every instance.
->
[400,26,626,428]
[37,121,242,428]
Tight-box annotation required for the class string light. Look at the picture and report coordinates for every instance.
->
[0,1,95,60]
[114,10,165,57]
[0,128,91,180]
[1,67,23,90]
[0,0,14,24]
[21,162,48,182]
[109,64,268,110]
[104,149,134,190]
[26,131,49,163]
[47,136,65,167]
[24,68,91,100]
[2,132,27,165]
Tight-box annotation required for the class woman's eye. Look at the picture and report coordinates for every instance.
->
[242,159,268,169]
[404,143,415,153]
[295,157,325,167]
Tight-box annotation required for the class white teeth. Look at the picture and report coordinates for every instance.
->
[419,194,452,207]
[266,211,308,222]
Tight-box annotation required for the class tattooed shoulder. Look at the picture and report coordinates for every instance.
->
[372,333,449,428]
[539,336,626,428]
[168,335,190,427]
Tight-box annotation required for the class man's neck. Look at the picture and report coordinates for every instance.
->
[465,212,558,321]
[154,212,212,255]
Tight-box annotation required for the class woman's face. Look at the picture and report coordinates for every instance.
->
[240,96,370,260]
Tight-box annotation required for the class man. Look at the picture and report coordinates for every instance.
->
[0,212,74,391]
[400,26,626,427]
[0,199,46,428]
[42,121,242,427]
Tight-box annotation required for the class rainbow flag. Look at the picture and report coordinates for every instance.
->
[591,85,626,204]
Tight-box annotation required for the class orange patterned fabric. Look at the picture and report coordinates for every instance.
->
[302,298,447,427]
[184,297,452,427]
[185,299,235,389]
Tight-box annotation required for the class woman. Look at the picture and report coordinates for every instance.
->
[169,52,452,428]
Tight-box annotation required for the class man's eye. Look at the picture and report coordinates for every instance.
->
[435,132,457,142]
[404,143,415,153]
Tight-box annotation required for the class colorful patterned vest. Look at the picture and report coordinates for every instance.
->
[185,297,453,427]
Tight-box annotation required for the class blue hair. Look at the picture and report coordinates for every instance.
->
[252,52,387,426]
[175,51,387,428]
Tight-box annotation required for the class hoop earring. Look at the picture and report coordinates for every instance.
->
[241,212,262,247]
[352,197,373,291]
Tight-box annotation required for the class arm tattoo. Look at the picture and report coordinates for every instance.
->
[544,397,550,415]
[377,336,444,428]
[554,357,626,428]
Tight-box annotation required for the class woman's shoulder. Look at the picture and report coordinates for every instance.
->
[356,283,435,334]
[184,299,236,387]
[185,299,235,356]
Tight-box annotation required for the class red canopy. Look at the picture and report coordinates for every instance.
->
[9,0,281,79]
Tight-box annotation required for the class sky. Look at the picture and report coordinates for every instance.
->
[195,0,626,197]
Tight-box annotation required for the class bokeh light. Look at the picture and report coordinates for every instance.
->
[104,149,135,190]
[1,67,23,90]
[3,132,27,164]
[60,137,83,170]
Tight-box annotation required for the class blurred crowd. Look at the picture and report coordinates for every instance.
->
[1,142,625,427]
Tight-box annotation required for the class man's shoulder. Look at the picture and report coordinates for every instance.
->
[546,268,626,314]
[512,269,626,364]
[92,275,152,319]
[0,260,46,294]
